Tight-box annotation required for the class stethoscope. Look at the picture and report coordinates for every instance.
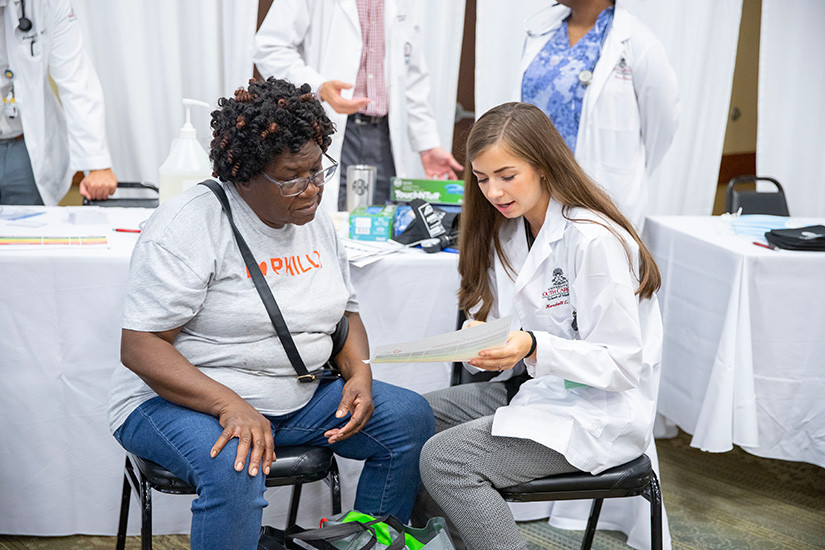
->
[17,0,33,32]
[4,0,34,118]
[523,2,614,88]
[13,0,37,56]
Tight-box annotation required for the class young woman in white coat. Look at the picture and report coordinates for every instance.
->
[414,102,663,550]
[519,0,679,229]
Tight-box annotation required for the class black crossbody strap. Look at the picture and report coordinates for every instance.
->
[199,180,315,382]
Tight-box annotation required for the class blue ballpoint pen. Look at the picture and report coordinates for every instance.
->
[8,211,46,221]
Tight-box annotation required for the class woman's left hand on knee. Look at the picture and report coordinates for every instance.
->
[324,373,374,443]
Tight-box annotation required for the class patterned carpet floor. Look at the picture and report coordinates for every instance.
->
[2,431,823,549]
[518,431,825,549]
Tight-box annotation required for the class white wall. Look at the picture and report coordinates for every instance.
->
[757,0,825,216]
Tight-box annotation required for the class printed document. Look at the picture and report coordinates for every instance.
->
[369,316,512,364]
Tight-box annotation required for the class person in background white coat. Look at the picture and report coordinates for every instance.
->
[412,102,664,550]
[518,0,679,229]
[253,0,461,212]
[0,0,116,205]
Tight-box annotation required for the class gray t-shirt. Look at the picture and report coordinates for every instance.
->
[108,181,358,433]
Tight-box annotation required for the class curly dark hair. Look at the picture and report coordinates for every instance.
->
[209,78,334,183]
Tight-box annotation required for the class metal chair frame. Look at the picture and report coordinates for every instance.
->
[499,454,663,550]
[82,181,159,208]
[115,448,341,550]
[725,175,790,216]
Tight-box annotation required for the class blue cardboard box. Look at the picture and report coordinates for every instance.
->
[349,205,398,242]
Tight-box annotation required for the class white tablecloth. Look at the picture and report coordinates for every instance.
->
[644,216,825,467]
[0,207,458,535]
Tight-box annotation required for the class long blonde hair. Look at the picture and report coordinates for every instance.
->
[458,102,660,321]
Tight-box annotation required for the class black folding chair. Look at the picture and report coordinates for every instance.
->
[499,454,662,550]
[83,181,159,208]
[725,175,790,216]
[115,446,341,550]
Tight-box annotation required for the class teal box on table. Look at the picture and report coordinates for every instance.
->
[349,205,398,242]
[390,178,464,205]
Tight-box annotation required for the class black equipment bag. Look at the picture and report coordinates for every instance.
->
[765,225,825,251]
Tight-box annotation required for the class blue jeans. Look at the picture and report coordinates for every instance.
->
[114,379,434,550]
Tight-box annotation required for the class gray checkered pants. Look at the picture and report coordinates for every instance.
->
[412,382,579,550]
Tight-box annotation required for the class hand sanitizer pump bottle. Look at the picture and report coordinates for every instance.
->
[158,99,213,204]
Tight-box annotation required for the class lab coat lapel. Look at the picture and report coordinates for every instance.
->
[518,5,568,78]
[337,0,361,34]
[513,200,567,297]
[583,6,631,111]
[385,0,397,29]
[493,219,523,319]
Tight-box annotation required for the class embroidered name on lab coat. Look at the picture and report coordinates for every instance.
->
[542,268,570,309]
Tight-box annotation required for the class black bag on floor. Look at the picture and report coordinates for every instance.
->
[258,525,288,550]
[288,512,455,550]
[764,225,825,251]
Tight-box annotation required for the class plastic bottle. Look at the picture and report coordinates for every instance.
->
[158,99,213,204]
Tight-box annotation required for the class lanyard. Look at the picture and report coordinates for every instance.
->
[3,69,17,118]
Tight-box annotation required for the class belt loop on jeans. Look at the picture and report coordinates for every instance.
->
[0,133,24,144]
[351,113,387,125]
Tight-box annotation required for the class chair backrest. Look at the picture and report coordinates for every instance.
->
[83,181,159,208]
[725,175,790,216]
[450,308,497,386]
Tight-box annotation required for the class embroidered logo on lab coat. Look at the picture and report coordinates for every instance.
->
[612,58,632,81]
[542,268,570,309]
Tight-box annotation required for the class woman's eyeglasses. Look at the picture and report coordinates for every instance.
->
[260,153,338,197]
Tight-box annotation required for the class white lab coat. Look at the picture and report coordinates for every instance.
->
[483,198,662,475]
[516,5,679,229]
[2,0,111,205]
[253,0,441,212]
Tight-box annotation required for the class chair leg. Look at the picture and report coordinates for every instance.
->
[287,484,303,529]
[115,464,132,550]
[580,498,603,550]
[327,458,342,515]
[646,474,664,550]
[140,476,153,550]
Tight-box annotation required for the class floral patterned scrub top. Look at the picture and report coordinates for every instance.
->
[522,7,614,153]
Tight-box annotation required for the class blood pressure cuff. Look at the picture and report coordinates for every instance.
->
[392,198,459,253]
[764,225,825,251]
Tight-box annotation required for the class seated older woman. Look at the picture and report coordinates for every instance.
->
[108,78,434,550]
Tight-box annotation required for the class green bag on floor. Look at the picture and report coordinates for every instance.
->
[288,511,455,550]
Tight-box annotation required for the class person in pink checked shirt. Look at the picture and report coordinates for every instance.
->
[254,0,463,212]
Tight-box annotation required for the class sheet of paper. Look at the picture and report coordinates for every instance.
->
[343,238,405,266]
[369,316,512,364]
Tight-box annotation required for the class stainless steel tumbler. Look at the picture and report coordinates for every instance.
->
[346,164,376,212]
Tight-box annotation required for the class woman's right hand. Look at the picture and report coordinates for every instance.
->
[122,329,277,478]
[318,80,371,115]
[211,398,275,477]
